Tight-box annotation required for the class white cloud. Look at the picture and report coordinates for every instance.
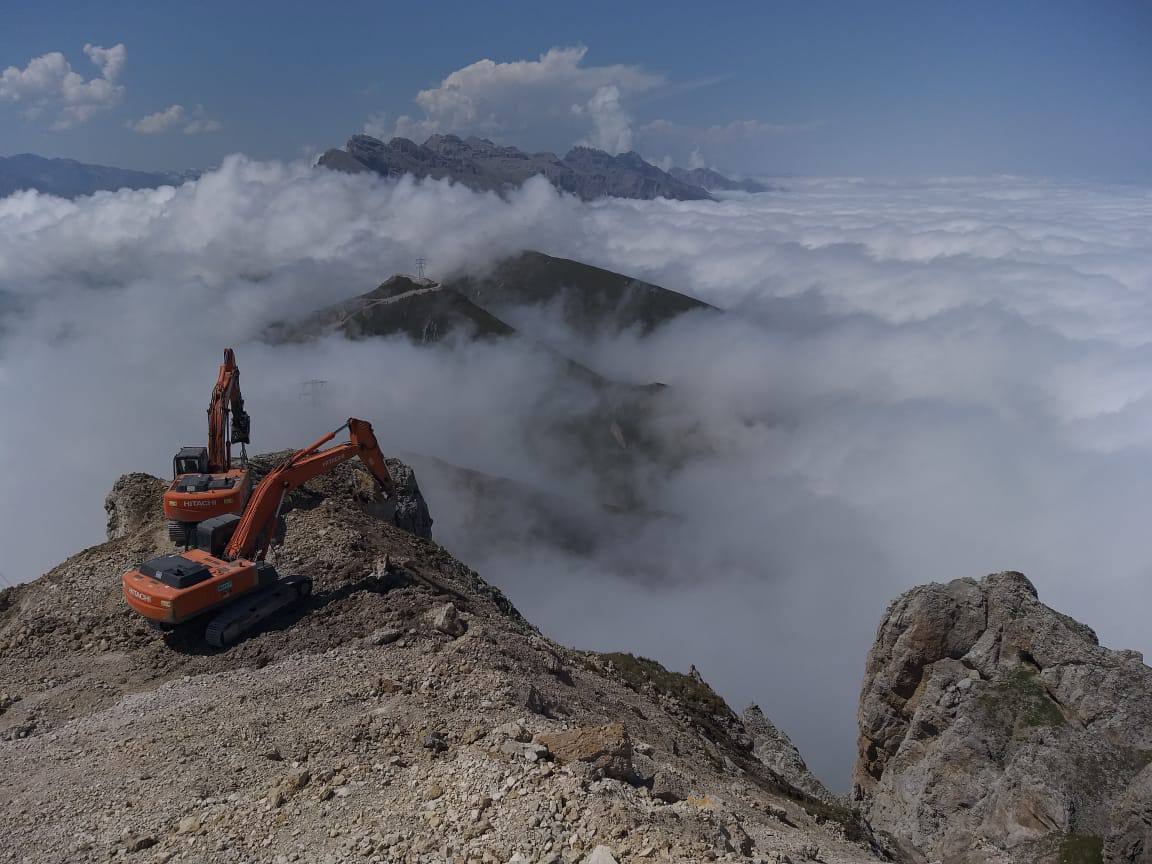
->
[637,117,824,174]
[363,112,390,140]
[576,84,634,153]
[2,165,1151,791]
[392,46,661,154]
[0,43,125,129]
[130,103,221,135]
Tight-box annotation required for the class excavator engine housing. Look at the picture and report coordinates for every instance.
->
[196,513,241,557]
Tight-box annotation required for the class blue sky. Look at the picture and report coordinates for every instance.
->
[1,0,1150,180]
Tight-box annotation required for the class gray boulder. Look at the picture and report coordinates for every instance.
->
[854,571,1152,862]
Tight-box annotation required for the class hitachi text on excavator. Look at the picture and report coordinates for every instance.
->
[163,348,252,545]
[124,418,395,647]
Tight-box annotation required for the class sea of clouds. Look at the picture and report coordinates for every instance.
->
[1,161,1150,787]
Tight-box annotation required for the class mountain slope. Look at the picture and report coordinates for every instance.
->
[267,274,515,344]
[0,464,890,864]
[0,153,196,199]
[318,134,715,202]
[445,250,717,338]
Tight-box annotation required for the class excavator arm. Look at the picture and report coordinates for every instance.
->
[223,418,395,562]
[206,348,250,473]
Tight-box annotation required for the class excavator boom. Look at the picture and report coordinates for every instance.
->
[207,348,249,472]
[225,418,394,561]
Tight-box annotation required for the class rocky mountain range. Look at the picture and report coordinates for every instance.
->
[1,143,769,204]
[318,135,719,202]
[0,153,197,199]
[668,167,771,194]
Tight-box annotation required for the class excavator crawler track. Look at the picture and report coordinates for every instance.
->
[204,576,312,648]
[167,520,192,546]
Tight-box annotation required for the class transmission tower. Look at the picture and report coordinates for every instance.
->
[415,257,427,278]
[298,379,328,405]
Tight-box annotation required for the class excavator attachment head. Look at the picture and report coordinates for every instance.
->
[231,407,251,445]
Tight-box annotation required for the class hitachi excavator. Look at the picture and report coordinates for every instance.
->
[124,418,395,647]
[164,348,252,545]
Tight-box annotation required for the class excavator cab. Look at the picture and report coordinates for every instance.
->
[173,447,209,478]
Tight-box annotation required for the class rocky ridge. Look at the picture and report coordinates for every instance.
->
[854,571,1152,863]
[318,135,715,202]
[668,167,771,194]
[0,457,888,864]
[0,153,196,199]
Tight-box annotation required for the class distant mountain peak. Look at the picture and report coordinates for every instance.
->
[0,152,197,199]
[318,134,714,202]
[669,165,772,194]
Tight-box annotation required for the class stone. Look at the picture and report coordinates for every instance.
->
[423,731,449,752]
[500,739,549,763]
[580,846,619,864]
[369,627,402,646]
[125,834,157,853]
[284,768,311,791]
[536,723,634,783]
[427,603,466,638]
[176,816,201,835]
[718,822,754,857]
[1107,763,1152,862]
[492,720,531,743]
[650,768,691,803]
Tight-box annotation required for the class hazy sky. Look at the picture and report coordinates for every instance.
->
[2,0,1150,180]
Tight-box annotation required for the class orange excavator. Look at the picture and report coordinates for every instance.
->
[124,418,395,647]
[164,348,252,545]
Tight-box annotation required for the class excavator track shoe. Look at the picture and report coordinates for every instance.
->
[203,576,312,648]
[167,520,191,546]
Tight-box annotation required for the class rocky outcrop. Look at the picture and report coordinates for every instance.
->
[318,134,714,202]
[742,704,839,807]
[103,472,166,540]
[854,570,1152,862]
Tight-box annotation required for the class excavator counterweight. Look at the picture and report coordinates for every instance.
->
[124,418,395,647]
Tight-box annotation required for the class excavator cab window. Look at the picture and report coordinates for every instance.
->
[173,447,209,478]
